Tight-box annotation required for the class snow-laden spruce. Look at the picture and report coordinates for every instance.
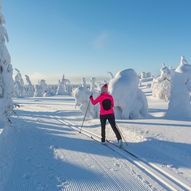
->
[90,77,97,92]
[56,74,71,95]
[0,3,14,128]
[139,72,153,83]
[166,56,191,120]
[73,86,99,119]
[82,77,87,88]
[25,75,34,97]
[14,68,25,97]
[73,77,99,118]
[34,79,48,97]
[152,63,174,101]
[139,72,153,88]
[109,69,148,119]
[140,72,151,79]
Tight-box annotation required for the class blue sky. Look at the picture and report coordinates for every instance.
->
[3,0,191,83]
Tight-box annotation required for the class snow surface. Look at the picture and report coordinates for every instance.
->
[0,81,191,191]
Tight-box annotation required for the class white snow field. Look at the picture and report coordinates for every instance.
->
[0,83,191,191]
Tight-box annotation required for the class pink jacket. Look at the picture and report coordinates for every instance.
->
[90,92,114,115]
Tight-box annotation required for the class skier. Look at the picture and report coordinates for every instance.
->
[89,84,123,147]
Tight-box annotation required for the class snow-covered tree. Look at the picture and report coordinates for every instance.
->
[34,79,48,97]
[152,63,173,101]
[73,77,99,118]
[14,68,25,97]
[82,77,87,88]
[73,86,99,119]
[56,74,71,95]
[140,72,151,79]
[108,72,114,79]
[46,85,57,96]
[90,77,96,92]
[24,75,34,97]
[166,56,191,120]
[0,2,14,128]
[139,72,153,87]
[169,66,175,77]
[109,69,148,119]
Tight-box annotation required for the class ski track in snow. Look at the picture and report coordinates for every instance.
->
[0,96,155,191]
[0,93,191,190]
[55,116,191,191]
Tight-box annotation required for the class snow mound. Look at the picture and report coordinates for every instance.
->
[166,56,191,120]
[109,69,148,119]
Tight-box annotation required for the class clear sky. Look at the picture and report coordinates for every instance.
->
[3,0,191,83]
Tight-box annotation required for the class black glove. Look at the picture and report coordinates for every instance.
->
[89,95,93,99]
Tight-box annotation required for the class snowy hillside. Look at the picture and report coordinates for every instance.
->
[0,82,191,191]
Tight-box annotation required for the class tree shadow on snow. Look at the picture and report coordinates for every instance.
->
[10,108,191,189]
[14,96,75,103]
[13,113,191,171]
[148,108,167,114]
[115,120,191,169]
[14,109,82,122]
[146,107,191,122]
[4,116,120,191]
[117,120,191,128]
[127,138,191,169]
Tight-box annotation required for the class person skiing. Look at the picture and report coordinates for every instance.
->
[89,84,122,147]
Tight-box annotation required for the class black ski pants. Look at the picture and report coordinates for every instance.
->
[100,114,122,142]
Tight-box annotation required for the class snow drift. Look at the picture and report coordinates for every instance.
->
[109,69,148,119]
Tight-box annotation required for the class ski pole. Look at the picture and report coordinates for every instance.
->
[80,98,91,133]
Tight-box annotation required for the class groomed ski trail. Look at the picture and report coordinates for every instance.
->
[0,96,170,190]
[55,116,191,191]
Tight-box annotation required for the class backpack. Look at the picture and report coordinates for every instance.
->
[102,99,112,111]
